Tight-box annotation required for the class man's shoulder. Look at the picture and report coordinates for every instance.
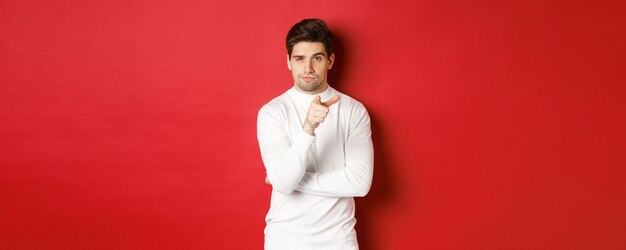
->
[258,90,291,115]
[334,89,366,110]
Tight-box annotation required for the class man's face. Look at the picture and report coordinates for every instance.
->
[288,42,335,94]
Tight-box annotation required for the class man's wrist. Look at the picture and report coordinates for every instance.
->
[303,126,315,136]
[302,123,315,136]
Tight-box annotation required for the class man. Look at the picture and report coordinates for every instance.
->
[257,18,374,250]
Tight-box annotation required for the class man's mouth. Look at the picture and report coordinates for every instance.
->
[301,76,316,81]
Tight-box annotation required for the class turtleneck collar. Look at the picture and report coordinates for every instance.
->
[287,85,337,109]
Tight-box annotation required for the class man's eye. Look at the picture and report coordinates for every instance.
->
[294,58,303,61]
[314,56,322,61]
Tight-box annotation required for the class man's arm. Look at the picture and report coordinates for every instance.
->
[257,105,314,194]
[295,104,374,197]
[259,95,341,192]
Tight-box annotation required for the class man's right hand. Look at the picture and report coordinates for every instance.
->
[303,95,340,136]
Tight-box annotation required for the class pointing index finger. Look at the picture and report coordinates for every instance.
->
[322,95,340,107]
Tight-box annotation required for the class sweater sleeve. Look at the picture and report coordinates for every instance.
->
[295,104,374,197]
[257,104,315,194]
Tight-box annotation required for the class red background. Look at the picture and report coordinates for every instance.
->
[1,0,625,249]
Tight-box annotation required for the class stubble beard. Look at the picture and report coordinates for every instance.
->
[295,75,326,93]
[297,81,320,92]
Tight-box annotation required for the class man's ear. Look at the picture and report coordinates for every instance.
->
[328,53,335,69]
[287,54,292,70]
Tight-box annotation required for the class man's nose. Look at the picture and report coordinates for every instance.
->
[304,61,314,73]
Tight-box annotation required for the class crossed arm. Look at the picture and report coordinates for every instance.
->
[257,97,373,197]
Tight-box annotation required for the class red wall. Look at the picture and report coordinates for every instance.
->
[1,0,625,249]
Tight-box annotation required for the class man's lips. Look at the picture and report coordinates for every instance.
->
[301,76,316,81]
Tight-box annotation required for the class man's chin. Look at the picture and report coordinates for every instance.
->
[296,82,321,92]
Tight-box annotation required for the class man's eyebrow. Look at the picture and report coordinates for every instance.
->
[292,53,327,58]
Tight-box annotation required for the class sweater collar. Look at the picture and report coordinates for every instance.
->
[287,85,336,109]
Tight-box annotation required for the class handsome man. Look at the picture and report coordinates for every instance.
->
[257,19,374,249]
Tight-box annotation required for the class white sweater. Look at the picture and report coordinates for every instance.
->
[257,86,374,250]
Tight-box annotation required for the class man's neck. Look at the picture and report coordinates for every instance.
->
[293,82,329,95]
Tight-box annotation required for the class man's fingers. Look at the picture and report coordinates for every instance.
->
[311,109,329,119]
[312,95,322,105]
[311,116,324,124]
[305,95,337,133]
[322,95,340,107]
[312,95,340,107]
[312,105,329,114]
